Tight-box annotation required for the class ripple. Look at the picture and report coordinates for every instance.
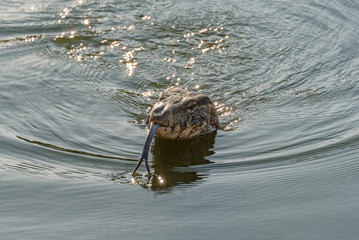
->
[2,1,359,239]
[0,128,135,180]
[1,0,359,192]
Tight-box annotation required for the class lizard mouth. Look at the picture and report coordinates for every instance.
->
[149,119,169,128]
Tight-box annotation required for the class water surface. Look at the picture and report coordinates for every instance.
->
[1,0,359,239]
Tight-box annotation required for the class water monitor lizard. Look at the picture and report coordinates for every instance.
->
[132,87,219,177]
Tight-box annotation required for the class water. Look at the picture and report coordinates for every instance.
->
[1,0,359,239]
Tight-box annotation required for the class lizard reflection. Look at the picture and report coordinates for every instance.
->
[148,131,217,191]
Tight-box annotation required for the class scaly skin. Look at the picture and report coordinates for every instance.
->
[146,87,219,139]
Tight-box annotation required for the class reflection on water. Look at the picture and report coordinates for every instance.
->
[150,132,216,191]
[110,132,216,191]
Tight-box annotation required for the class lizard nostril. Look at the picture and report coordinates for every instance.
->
[153,106,164,114]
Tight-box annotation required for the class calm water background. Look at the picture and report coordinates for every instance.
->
[1,0,359,239]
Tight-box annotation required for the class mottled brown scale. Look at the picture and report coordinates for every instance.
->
[146,87,219,139]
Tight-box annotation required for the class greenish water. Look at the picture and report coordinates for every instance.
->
[1,0,359,239]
